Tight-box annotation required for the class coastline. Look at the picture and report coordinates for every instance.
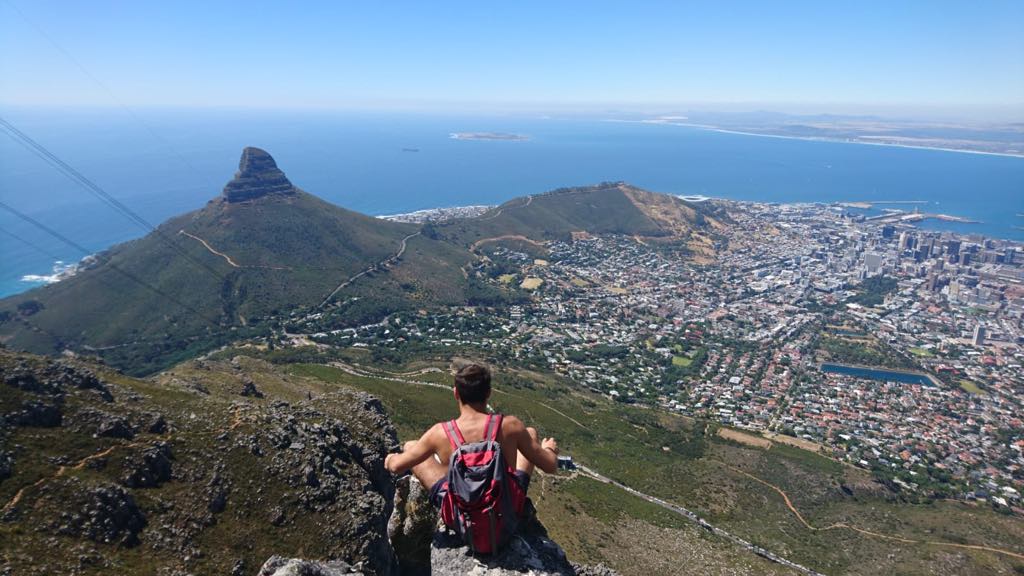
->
[610,119,1024,159]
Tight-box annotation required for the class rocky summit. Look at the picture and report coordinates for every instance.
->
[0,351,401,575]
[386,476,619,576]
[222,147,297,202]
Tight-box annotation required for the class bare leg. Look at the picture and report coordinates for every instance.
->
[404,440,447,489]
[516,427,538,477]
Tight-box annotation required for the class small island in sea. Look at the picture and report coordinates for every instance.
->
[449,131,529,141]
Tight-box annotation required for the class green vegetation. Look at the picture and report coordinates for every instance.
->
[287,360,1024,576]
[0,191,428,374]
[0,178,716,376]
[562,475,688,530]
[849,276,898,307]
[959,379,986,395]
[437,182,714,246]
[817,335,916,370]
[671,355,692,367]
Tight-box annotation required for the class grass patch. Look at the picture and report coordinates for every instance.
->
[909,347,934,357]
[672,355,692,367]
[520,277,544,290]
[562,475,688,530]
[959,380,985,395]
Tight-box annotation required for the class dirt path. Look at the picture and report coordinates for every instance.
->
[179,230,291,270]
[713,459,1024,561]
[2,405,253,517]
[478,195,532,221]
[320,231,421,307]
[577,464,822,575]
[471,234,546,251]
[179,230,240,267]
[2,442,145,515]
[325,361,591,431]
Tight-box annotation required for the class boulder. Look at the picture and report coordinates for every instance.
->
[56,484,146,547]
[241,377,264,398]
[387,476,436,573]
[96,413,134,439]
[121,442,173,488]
[431,527,578,576]
[13,400,62,427]
[256,555,363,576]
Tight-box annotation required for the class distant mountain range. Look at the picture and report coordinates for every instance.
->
[0,147,720,375]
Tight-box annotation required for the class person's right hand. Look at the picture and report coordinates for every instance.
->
[542,437,559,455]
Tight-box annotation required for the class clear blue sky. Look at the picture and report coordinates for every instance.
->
[2,0,1022,118]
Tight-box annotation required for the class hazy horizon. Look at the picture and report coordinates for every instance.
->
[2,1,1022,122]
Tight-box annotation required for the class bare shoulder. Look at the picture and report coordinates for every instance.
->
[427,421,446,439]
[500,414,526,434]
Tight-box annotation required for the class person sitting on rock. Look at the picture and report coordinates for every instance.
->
[384,363,559,552]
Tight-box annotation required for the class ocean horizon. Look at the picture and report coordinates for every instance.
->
[2,107,1022,298]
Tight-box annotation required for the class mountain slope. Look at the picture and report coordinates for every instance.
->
[436,182,722,247]
[0,148,421,373]
[0,153,726,375]
[0,349,400,575]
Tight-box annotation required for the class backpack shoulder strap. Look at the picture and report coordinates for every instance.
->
[485,413,503,442]
[442,419,466,450]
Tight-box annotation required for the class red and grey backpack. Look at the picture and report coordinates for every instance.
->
[439,413,526,555]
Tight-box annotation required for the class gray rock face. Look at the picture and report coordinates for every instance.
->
[120,441,173,488]
[431,526,592,576]
[222,147,296,203]
[55,484,147,547]
[386,476,618,576]
[12,399,62,427]
[256,555,363,576]
[387,476,436,574]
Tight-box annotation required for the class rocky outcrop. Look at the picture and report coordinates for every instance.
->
[120,441,173,488]
[11,399,62,427]
[256,556,364,576]
[54,484,147,547]
[431,526,582,576]
[387,476,436,574]
[240,376,264,398]
[222,147,297,203]
[0,351,403,575]
[3,357,111,400]
[387,477,619,576]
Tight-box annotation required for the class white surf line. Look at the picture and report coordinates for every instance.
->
[576,464,826,576]
[179,230,240,268]
[606,118,1024,159]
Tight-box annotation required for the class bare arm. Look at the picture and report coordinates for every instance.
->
[509,417,559,474]
[385,424,441,474]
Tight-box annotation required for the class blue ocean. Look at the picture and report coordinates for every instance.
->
[2,108,1023,298]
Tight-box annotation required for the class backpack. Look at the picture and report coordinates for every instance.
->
[439,413,525,555]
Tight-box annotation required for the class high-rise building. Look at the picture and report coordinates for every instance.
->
[972,325,986,346]
[864,253,883,275]
[881,225,895,239]
[898,232,913,251]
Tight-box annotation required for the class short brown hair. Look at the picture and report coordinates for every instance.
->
[455,363,491,404]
